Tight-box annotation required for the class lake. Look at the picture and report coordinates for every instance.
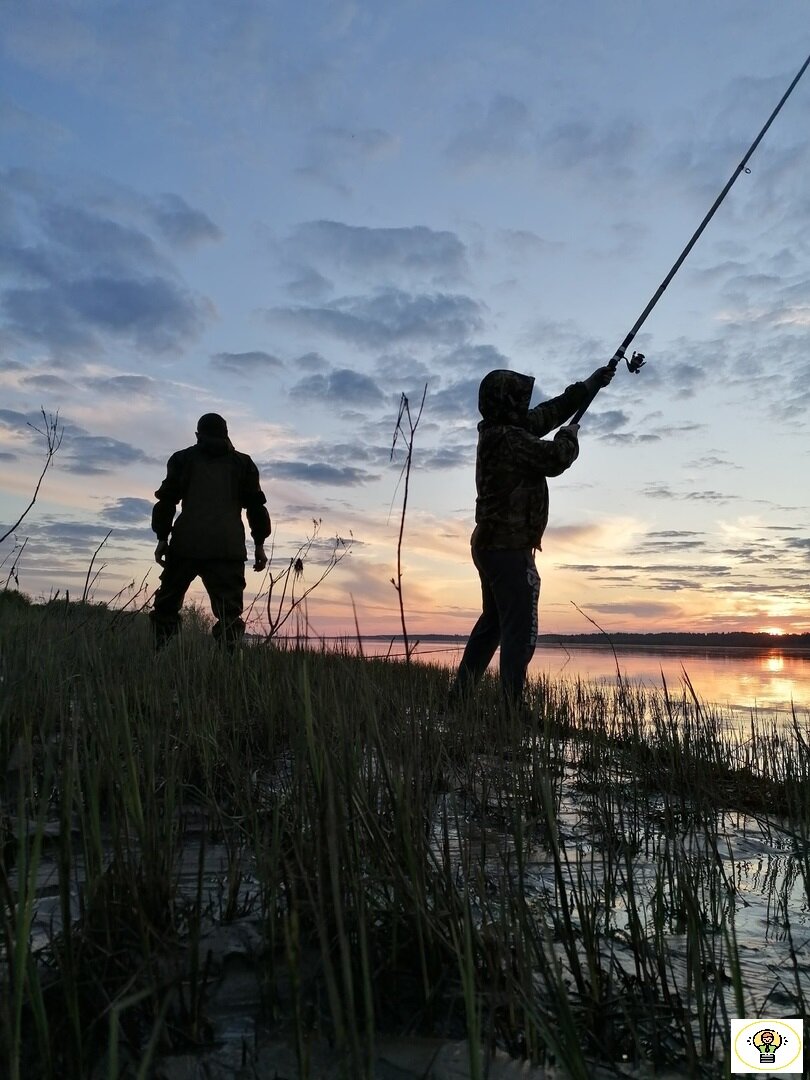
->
[320,638,810,716]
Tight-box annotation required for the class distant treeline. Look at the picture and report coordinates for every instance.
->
[359,630,810,652]
[534,631,810,652]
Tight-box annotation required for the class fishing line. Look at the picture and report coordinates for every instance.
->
[572,49,810,425]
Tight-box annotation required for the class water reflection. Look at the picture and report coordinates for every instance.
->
[256,636,810,714]
[383,641,810,715]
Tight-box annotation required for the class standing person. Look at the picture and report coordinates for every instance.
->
[150,413,271,650]
[450,366,614,711]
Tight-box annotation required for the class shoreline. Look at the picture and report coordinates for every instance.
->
[249,633,810,659]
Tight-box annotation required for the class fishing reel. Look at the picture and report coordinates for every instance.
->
[627,351,645,374]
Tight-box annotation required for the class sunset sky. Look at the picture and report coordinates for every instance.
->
[1,2,809,638]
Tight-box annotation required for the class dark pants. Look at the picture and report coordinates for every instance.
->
[452,546,540,707]
[150,555,246,648]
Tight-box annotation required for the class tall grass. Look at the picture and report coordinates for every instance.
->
[0,594,807,1076]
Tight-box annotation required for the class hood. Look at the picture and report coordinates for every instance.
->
[478,369,534,423]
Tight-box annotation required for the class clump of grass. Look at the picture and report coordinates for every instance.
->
[1,599,807,1077]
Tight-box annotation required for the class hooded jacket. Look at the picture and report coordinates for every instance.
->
[151,435,271,561]
[472,369,592,551]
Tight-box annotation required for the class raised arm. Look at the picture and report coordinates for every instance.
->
[525,367,615,436]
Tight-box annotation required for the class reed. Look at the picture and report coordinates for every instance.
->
[0,593,807,1077]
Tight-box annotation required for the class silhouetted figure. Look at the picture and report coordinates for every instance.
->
[150,413,271,650]
[451,366,614,711]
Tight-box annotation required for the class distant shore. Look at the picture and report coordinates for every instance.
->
[293,631,810,656]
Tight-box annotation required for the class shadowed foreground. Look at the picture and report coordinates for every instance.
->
[1,592,808,1078]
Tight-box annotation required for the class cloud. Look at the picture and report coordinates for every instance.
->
[685,453,742,470]
[424,378,480,420]
[101,497,153,524]
[641,483,734,503]
[149,193,221,248]
[61,432,157,474]
[417,445,473,471]
[261,437,395,482]
[41,202,162,270]
[580,600,683,619]
[267,461,379,486]
[211,351,285,376]
[286,220,467,284]
[82,374,162,398]
[296,351,329,372]
[0,170,214,355]
[500,229,564,259]
[289,367,385,407]
[297,126,400,192]
[375,352,433,385]
[258,428,466,487]
[517,316,607,361]
[22,373,75,393]
[600,416,704,446]
[636,537,707,554]
[583,409,631,437]
[4,275,209,353]
[285,266,333,300]
[5,363,187,403]
[270,288,485,351]
[540,116,645,181]
[0,406,63,441]
[434,343,510,378]
[446,95,533,170]
[0,407,156,474]
[7,516,152,558]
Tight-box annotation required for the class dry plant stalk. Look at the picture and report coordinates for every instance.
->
[1,408,63,545]
[389,386,427,663]
[247,518,353,640]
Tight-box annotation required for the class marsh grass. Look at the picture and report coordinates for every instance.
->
[0,594,808,1077]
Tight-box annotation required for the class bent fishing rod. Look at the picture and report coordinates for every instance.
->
[571,48,810,425]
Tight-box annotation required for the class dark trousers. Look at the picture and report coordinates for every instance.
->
[452,546,540,706]
[150,555,246,648]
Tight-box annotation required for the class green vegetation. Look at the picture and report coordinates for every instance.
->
[0,595,808,1078]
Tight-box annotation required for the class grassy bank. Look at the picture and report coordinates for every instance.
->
[1,592,808,1078]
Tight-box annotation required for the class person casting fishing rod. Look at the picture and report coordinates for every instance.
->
[449,364,614,713]
[449,48,810,713]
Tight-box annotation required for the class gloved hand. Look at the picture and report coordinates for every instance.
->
[253,544,268,572]
[154,540,169,566]
[560,423,580,437]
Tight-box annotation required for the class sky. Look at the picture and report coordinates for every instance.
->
[1,1,809,638]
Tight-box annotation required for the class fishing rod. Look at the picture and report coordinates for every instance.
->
[571,48,810,425]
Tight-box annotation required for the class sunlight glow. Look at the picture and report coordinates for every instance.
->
[760,627,785,636]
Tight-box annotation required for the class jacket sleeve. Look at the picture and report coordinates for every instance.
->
[241,458,271,544]
[524,381,591,437]
[506,426,580,478]
[151,452,184,540]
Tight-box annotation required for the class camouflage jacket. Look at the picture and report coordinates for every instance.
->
[151,436,271,561]
[472,369,591,551]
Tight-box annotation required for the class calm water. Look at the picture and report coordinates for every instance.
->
[341,639,810,715]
